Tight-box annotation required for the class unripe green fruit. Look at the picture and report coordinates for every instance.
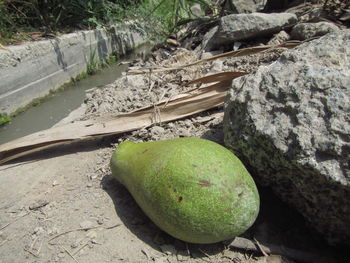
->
[110,138,259,244]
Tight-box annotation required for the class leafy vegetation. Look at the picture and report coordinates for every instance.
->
[0,0,216,45]
[0,113,11,126]
[133,0,216,37]
[0,0,141,44]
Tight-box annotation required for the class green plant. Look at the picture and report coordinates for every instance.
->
[86,44,100,74]
[126,0,216,39]
[0,113,11,126]
[0,1,138,44]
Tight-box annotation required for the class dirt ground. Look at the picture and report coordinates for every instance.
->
[0,35,347,262]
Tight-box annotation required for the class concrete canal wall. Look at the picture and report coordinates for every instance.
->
[0,24,148,115]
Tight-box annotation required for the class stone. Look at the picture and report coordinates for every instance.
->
[150,126,165,135]
[201,26,219,52]
[80,220,94,229]
[203,12,297,51]
[221,0,266,14]
[291,22,340,40]
[52,180,59,186]
[209,60,224,73]
[200,50,223,60]
[190,3,205,17]
[267,31,290,45]
[223,30,350,244]
[29,199,49,210]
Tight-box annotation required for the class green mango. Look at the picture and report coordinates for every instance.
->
[110,137,259,244]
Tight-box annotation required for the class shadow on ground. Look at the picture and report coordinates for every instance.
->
[100,173,227,258]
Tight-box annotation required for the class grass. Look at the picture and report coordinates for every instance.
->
[86,47,100,75]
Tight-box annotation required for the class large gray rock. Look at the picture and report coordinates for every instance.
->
[203,12,297,51]
[291,22,339,40]
[224,30,350,244]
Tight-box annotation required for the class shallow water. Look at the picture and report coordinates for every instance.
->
[0,45,151,145]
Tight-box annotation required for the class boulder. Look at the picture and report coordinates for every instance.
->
[291,22,340,40]
[221,0,266,14]
[203,12,297,51]
[223,30,350,244]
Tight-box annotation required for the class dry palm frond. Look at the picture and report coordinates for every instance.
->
[128,41,302,74]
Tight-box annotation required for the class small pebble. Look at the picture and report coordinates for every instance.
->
[80,220,93,229]
[71,241,79,249]
[33,226,44,235]
[29,200,49,210]
[97,218,104,225]
[178,128,191,137]
[91,239,99,244]
[86,230,97,239]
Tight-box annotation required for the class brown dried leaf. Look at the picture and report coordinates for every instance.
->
[0,82,231,164]
[183,71,248,87]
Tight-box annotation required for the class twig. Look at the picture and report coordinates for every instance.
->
[48,226,100,243]
[72,242,89,256]
[141,248,151,260]
[48,224,120,243]
[61,245,80,263]
[148,69,153,91]
[36,239,43,255]
[229,237,333,263]
[104,223,121,230]
[30,236,39,250]
[24,247,39,258]
[254,238,269,257]
[221,255,241,263]
[198,248,211,259]
[151,104,162,124]
[0,239,8,246]
[0,212,29,230]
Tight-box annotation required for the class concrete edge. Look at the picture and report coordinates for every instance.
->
[0,23,149,115]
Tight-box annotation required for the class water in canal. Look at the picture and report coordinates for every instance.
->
[0,45,151,145]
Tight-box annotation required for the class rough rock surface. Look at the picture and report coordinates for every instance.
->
[267,30,290,45]
[291,22,340,40]
[222,0,266,14]
[203,12,297,51]
[224,30,350,244]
